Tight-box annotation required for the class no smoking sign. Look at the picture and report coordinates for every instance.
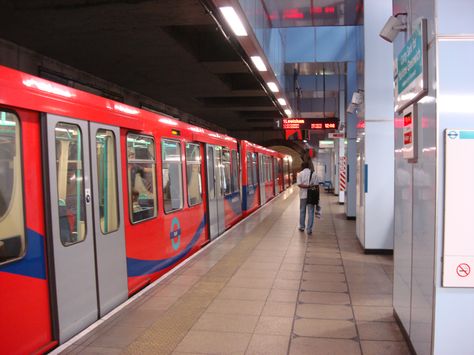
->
[456,263,471,278]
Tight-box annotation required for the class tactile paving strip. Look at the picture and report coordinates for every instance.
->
[125,192,298,354]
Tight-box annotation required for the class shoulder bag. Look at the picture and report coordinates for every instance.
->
[307,171,319,205]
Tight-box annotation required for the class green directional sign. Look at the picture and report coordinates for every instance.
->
[395,18,428,112]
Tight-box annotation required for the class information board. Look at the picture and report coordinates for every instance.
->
[282,118,338,130]
[443,129,474,287]
[402,105,418,161]
[395,18,428,113]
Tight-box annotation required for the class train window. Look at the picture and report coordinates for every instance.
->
[246,152,252,186]
[185,143,202,206]
[207,147,215,199]
[231,150,239,193]
[162,139,183,213]
[268,157,273,182]
[55,122,87,246]
[274,158,278,181]
[267,157,273,182]
[252,153,257,186]
[96,130,119,234]
[127,133,157,223]
[222,148,231,195]
[0,111,25,264]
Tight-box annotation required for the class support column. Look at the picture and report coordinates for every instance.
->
[345,61,357,219]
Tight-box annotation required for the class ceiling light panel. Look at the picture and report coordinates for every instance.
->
[219,7,248,36]
[250,56,267,71]
[267,82,279,92]
[278,98,287,106]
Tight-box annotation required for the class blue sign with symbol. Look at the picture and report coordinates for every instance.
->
[447,131,459,140]
[170,217,181,251]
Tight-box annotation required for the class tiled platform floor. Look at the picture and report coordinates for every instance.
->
[59,187,410,355]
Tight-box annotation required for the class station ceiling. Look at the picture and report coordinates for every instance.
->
[0,0,282,132]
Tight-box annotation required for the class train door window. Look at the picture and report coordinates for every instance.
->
[246,152,253,186]
[274,158,278,180]
[231,150,239,193]
[266,156,272,182]
[252,153,257,186]
[127,133,157,223]
[55,122,87,245]
[96,129,119,234]
[222,148,231,195]
[185,143,202,206]
[215,146,224,198]
[0,111,25,264]
[162,139,183,213]
[207,147,215,199]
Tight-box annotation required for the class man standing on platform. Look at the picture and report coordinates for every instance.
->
[297,161,319,235]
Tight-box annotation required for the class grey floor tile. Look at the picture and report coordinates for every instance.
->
[299,291,351,305]
[301,280,348,293]
[353,306,395,322]
[297,303,353,320]
[234,269,278,279]
[228,277,274,289]
[118,309,164,328]
[268,289,299,303]
[305,256,343,266]
[276,270,303,280]
[357,321,404,341]
[302,272,346,282]
[360,340,410,355]
[351,292,393,307]
[262,301,296,317]
[289,337,361,355]
[245,334,290,355]
[293,318,357,338]
[174,330,251,354]
[304,264,345,273]
[254,316,293,336]
[68,346,123,354]
[137,296,177,311]
[272,279,301,290]
[280,263,304,272]
[207,299,265,315]
[193,313,259,333]
[217,287,271,301]
[90,326,147,348]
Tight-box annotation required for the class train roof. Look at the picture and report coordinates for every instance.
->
[0,65,237,147]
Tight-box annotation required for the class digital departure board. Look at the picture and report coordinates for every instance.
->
[282,118,338,130]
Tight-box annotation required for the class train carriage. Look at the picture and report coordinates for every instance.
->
[273,152,285,195]
[283,155,293,189]
[0,65,292,354]
[240,140,285,217]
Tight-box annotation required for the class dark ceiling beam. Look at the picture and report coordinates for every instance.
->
[200,61,248,74]
[245,118,275,122]
[197,96,274,106]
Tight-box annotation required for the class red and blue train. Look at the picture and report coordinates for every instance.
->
[0,65,293,354]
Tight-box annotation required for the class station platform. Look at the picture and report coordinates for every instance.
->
[56,188,409,355]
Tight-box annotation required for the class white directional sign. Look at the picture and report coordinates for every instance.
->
[443,129,474,287]
[329,132,344,139]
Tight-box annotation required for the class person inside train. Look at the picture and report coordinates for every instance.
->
[296,161,319,235]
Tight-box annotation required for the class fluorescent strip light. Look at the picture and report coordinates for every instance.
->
[250,56,267,71]
[267,82,279,92]
[219,6,248,36]
[277,98,287,106]
[284,109,292,116]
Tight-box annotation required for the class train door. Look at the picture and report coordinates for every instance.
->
[44,114,127,343]
[258,154,265,205]
[206,145,225,240]
[274,157,280,195]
